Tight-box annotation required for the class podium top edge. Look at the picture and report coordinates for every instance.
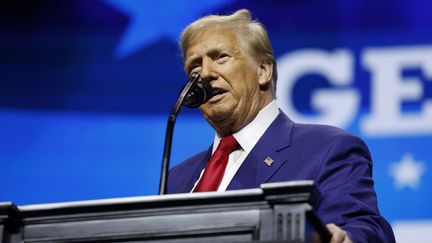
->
[17,180,315,213]
[18,188,262,212]
[260,180,314,189]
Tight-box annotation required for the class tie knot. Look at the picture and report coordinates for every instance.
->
[218,135,239,154]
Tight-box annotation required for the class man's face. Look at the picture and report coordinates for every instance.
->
[184,27,272,135]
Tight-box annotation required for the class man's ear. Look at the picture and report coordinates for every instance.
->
[258,61,273,88]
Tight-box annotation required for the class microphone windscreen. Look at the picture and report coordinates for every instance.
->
[184,82,213,108]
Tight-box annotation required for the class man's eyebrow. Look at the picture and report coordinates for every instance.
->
[185,45,228,67]
[184,44,233,70]
[206,45,227,55]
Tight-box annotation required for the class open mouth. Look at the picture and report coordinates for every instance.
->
[212,87,226,96]
[209,87,227,102]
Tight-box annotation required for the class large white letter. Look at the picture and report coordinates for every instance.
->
[276,49,359,128]
[362,45,432,136]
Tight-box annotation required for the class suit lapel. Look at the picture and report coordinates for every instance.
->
[176,147,212,193]
[227,112,294,190]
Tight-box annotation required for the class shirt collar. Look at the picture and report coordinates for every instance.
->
[212,100,280,153]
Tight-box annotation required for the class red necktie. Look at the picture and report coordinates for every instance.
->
[193,135,239,192]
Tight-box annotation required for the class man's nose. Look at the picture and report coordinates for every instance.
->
[200,58,217,82]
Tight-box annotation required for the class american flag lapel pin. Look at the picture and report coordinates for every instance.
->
[264,156,274,166]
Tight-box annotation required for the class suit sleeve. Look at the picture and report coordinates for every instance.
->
[314,134,395,243]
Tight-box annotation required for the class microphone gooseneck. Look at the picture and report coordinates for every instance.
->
[159,73,212,195]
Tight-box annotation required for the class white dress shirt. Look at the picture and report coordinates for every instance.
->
[191,100,280,192]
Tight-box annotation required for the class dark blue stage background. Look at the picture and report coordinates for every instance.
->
[1,1,431,241]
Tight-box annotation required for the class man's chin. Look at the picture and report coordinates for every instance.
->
[200,106,232,124]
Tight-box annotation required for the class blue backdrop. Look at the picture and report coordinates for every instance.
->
[1,1,431,242]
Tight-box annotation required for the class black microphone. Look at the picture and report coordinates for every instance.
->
[184,81,213,108]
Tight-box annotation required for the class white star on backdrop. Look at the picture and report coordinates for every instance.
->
[389,153,426,190]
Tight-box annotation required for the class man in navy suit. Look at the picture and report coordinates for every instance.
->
[168,9,395,243]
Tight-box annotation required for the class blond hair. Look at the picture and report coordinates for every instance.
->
[179,9,278,96]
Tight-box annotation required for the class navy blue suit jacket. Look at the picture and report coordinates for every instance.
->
[168,112,395,242]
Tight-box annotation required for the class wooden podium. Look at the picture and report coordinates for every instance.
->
[0,181,330,243]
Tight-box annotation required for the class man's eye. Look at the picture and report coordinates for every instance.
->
[188,65,200,74]
[216,53,229,61]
